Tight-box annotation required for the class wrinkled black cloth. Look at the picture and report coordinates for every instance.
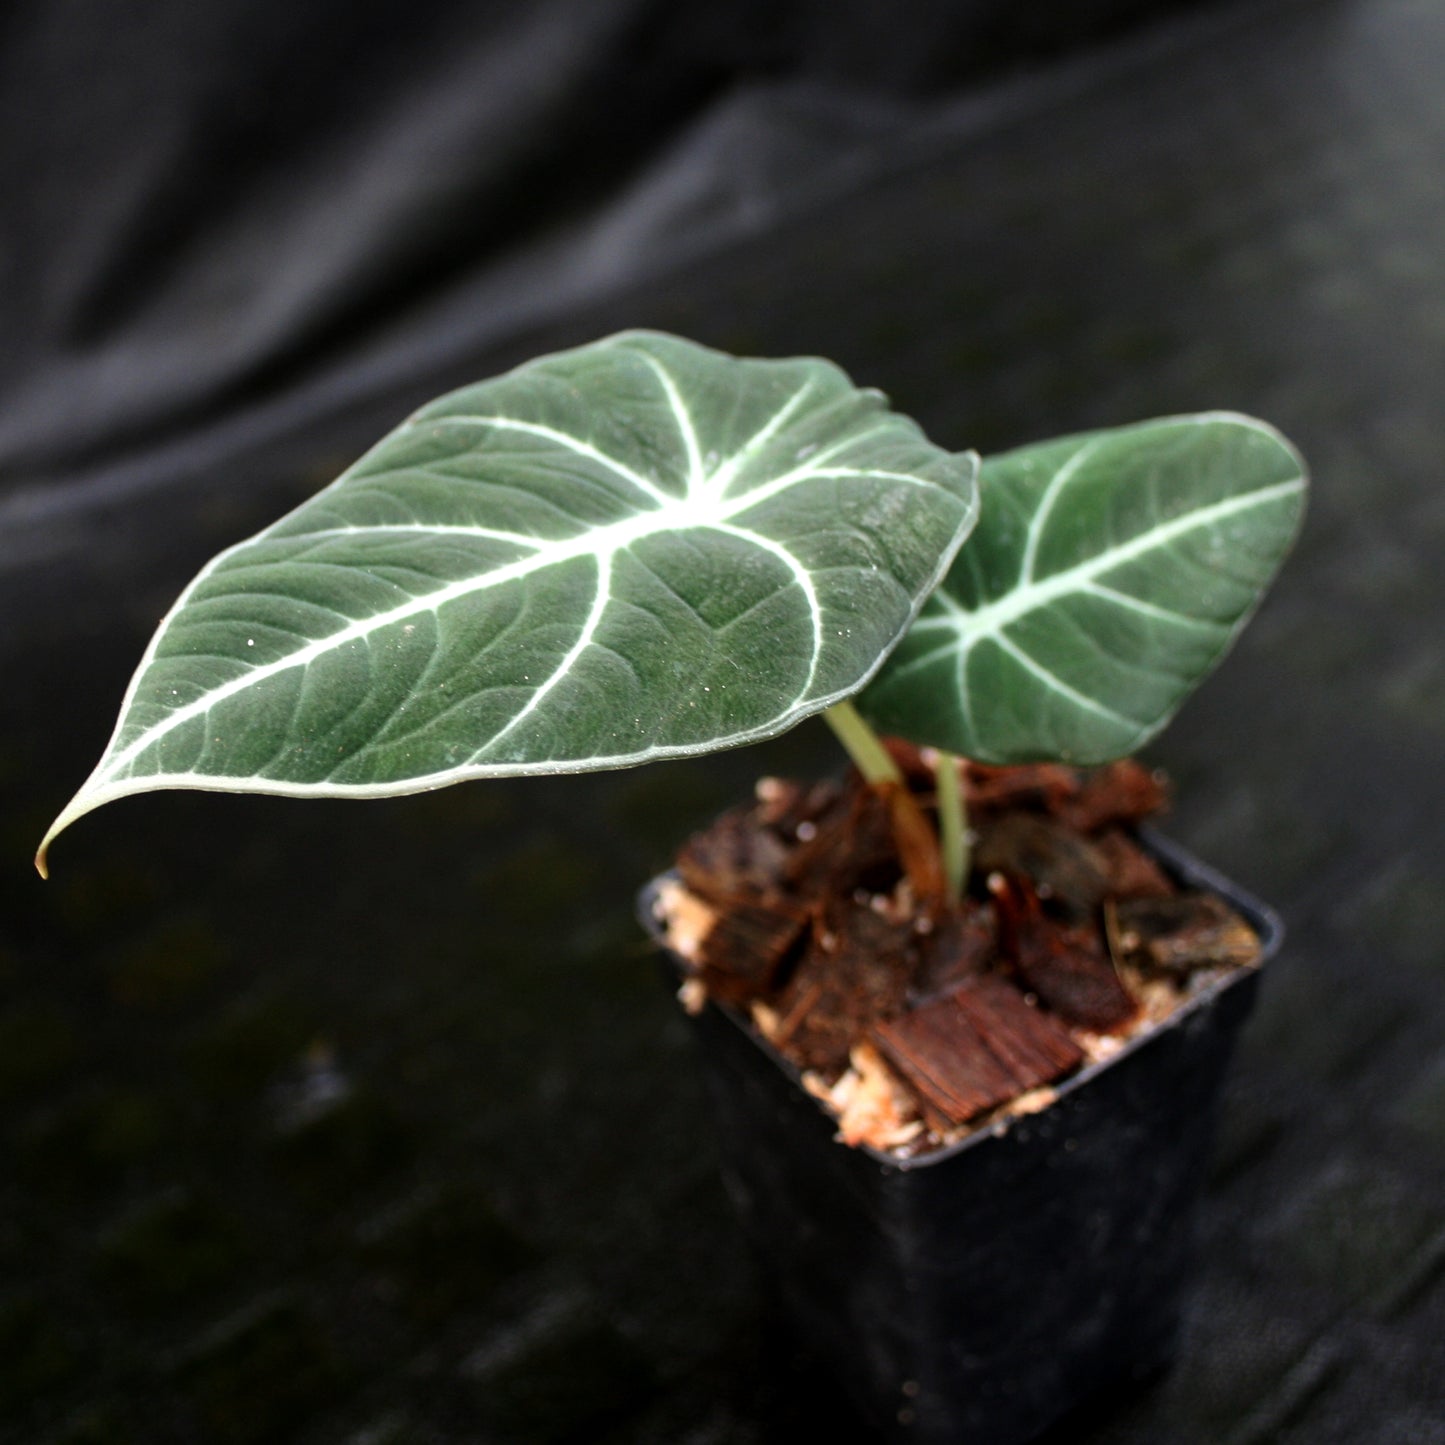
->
[0,0,1212,497]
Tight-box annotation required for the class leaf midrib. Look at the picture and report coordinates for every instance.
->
[101,440,959,785]
[917,477,1303,642]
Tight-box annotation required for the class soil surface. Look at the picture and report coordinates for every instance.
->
[655,742,1262,1155]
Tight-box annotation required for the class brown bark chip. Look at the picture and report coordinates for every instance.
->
[1055,759,1171,832]
[912,902,996,1000]
[1093,829,1175,899]
[782,783,901,898]
[989,873,1139,1032]
[773,900,916,1074]
[676,804,788,903]
[974,812,1113,914]
[1015,923,1139,1033]
[1115,893,1261,973]
[695,899,807,1003]
[872,976,1084,1131]
[965,762,1081,815]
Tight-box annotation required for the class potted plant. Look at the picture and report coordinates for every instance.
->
[37,331,1306,1442]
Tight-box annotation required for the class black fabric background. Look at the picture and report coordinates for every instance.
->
[2,0,1209,496]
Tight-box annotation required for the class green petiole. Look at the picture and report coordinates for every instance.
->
[933,750,969,906]
[823,699,904,786]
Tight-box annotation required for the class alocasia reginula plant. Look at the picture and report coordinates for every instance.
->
[37,331,1306,878]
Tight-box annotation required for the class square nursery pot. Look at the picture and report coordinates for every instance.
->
[639,829,1282,1445]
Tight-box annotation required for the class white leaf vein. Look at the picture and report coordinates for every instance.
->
[640,356,705,494]
[705,385,812,498]
[709,523,823,704]
[278,523,546,549]
[401,413,674,508]
[1018,436,1104,584]
[955,478,1303,637]
[1080,581,1230,631]
[472,552,613,763]
[991,631,1143,731]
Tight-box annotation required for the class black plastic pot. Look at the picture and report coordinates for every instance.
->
[640,829,1281,1445]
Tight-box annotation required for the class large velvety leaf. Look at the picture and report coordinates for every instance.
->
[40,332,978,866]
[858,414,1306,764]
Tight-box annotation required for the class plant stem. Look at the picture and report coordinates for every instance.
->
[934,750,969,905]
[823,701,948,909]
[822,700,903,785]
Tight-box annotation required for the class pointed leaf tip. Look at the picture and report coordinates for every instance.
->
[35,783,103,878]
[35,817,64,878]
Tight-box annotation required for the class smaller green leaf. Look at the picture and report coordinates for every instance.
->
[858,413,1307,764]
